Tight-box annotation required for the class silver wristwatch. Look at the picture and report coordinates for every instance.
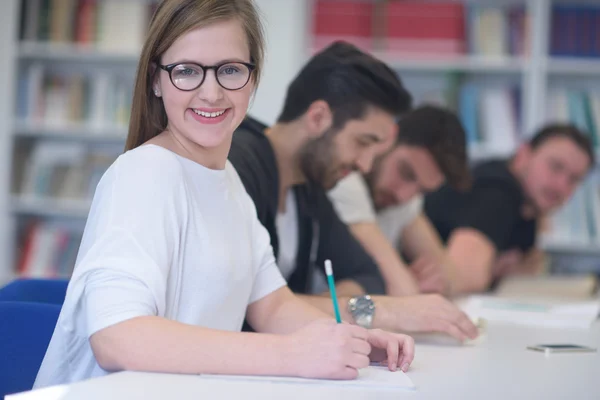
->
[347,295,375,329]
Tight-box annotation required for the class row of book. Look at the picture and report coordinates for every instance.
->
[458,84,521,154]
[550,4,600,59]
[543,171,600,246]
[17,63,133,130]
[312,1,528,57]
[14,141,121,200]
[19,0,158,53]
[546,89,600,148]
[411,81,600,156]
[17,220,82,278]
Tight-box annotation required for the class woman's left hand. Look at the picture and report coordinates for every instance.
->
[366,329,415,372]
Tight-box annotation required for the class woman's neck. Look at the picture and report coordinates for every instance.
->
[147,127,230,170]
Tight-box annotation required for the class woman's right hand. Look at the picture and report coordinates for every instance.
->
[283,318,371,380]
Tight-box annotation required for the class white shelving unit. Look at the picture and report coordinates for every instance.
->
[548,58,600,76]
[14,121,128,143]
[0,0,19,284]
[10,196,91,220]
[18,41,140,64]
[1,0,600,283]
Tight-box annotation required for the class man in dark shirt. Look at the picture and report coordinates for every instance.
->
[229,42,478,342]
[424,124,595,293]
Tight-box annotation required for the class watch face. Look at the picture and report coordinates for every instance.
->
[353,296,374,314]
[350,296,374,328]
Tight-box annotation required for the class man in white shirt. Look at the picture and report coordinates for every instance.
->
[328,105,470,296]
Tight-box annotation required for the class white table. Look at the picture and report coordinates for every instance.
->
[8,322,600,400]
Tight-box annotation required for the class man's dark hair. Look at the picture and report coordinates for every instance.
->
[529,123,595,167]
[277,41,412,130]
[396,105,471,190]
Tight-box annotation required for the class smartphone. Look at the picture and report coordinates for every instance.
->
[527,344,597,353]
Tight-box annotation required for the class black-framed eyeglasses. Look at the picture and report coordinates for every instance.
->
[158,61,256,91]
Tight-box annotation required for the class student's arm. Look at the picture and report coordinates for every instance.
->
[91,306,414,378]
[492,247,545,278]
[295,292,478,342]
[402,213,446,261]
[445,228,497,293]
[317,194,386,295]
[440,186,521,294]
[348,222,420,296]
[400,213,453,294]
[90,316,292,376]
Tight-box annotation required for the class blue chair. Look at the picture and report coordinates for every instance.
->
[0,278,68,305]
[0,301,60,397]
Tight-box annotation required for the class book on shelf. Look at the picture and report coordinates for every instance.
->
[384,1,466,56]
[459,84,521,154]
[16,63,132,133]
[17,219,83,279]
[466,4,529,58]
[545,88,600,147]
[310,1,528,59]
[14,140,121,202]
[550,4,600,59]
[542,170,600,247]
[311,0,374,53]
[19,0,158,53]
[407,78,522,158]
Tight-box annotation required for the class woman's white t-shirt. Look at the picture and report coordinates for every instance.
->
[33,145,286,388]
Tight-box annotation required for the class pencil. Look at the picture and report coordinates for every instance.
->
[324,259,342,323]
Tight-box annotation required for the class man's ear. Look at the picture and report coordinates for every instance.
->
[304,100,333,138]
[513,143,532,169]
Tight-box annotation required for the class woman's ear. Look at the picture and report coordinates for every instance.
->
[150,62,162,97]
[304,100,333,138]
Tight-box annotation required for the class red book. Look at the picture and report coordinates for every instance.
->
[312,1,374,53]
[75,0,96,45]
[384,1,466,56]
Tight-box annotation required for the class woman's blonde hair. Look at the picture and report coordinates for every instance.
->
[125,0,265,151]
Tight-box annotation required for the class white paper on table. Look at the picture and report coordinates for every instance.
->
[460,295,600,329]
[199,365,416,391]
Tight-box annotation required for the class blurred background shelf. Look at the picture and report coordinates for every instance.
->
[18,41,139,64]
[312,51,527,73]
[10,196,90,219]
[541,240,600,256]
[14,121,127,143]
[385,56,526,73]
[548,58,600,76]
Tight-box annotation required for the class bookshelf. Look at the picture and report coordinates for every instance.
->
[367,53,527,73]
[1,0,600,283]
[0,0,154,283]
[307,0,600,270]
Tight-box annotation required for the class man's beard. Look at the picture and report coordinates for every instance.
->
[298,128,343,190]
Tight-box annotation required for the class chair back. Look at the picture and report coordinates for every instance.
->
[0,278,68,305]
[0,301,60,397]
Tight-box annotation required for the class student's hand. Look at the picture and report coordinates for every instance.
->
[372,294,479,342]
[285,318,371,380]
[494,248,545,278]
[366,329,414,372]
[410,256,450,295]
[492,249,524,278]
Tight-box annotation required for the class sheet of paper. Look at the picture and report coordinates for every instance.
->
[494,274,598,300]
[199,365,416,391]
[460,295,600,329]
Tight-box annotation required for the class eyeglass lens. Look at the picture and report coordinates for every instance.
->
[170,63,251,91]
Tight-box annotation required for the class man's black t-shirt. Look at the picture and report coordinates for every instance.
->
[424,159,536,253]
